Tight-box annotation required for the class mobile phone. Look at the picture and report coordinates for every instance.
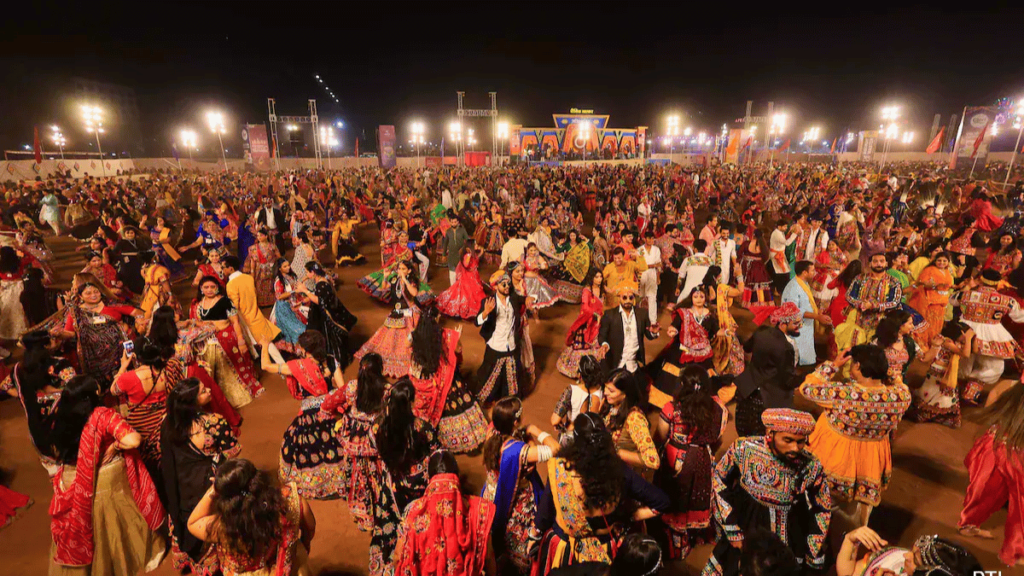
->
[122,340,135,356]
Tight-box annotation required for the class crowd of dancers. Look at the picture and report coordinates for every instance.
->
[1,160,1023,576]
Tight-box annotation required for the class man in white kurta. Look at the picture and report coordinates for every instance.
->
[637,231,662,325]
[769,220,798,295]
[707,224,739,285]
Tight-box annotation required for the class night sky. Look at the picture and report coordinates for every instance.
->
[1,3,1022,156]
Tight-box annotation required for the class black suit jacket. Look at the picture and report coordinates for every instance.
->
[475,292,526,346]
[255,207,285,230]
[598,306,657,372]
[735,325,798,408]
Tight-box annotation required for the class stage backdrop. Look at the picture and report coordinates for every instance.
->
[377,125,396,168]
[949,107,997,169]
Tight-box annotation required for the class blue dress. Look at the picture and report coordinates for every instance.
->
[237,222,256,262]
[270,276,307,344]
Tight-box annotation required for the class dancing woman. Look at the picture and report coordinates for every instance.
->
[242,227,281,308]
[556,270,607,379]
[480,397,560,575]
[357,230,434,305]
[408,307,488,453]
[354,260,422,377]
[52,282,142,387]
[435,247,489,320]
[269,259,308,346]
[295,262,357,368]
[261,330,346,500]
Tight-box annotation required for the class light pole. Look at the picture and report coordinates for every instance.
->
[666,115,680,156]
[181,130,197,165]
[320,126,338,169]
[206,111,228,171]
[1005,100,1024,188]
[82,105,106,177]
[449,122,462,166]
[768,113,786,167]
[497,121,509,165]
[50,125,66,160]
[410,122,425,167]
[879,105,900,172]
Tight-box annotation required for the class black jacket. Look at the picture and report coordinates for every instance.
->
[598,306,658,372]
[255,207,285,230]
[735,325,798,408]
[475,292,526,346]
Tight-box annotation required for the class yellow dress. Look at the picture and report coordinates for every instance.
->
[799,362,911,506]
[601,257,648,308]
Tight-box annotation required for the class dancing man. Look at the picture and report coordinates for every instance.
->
[475,270,528,404]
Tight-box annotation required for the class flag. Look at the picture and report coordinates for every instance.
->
[780,139,790,151]
[970,123,989,158]
[743,136,752,149]
[354,138,359,157]
[271,136,277,158]
[925,127,945,154]
[830,138,837,153]
[33,126,42,164]
[172,142,180,161]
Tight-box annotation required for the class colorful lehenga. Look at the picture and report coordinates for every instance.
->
[243,241,281,308]
[188,299,263,408]
[279,357,346,500]
[556,286,606,378]
[270,275,308,344]
[522,254,560,309]
[907,265,954,346]
[356,245,434,305]
[435,255,488,320]
[811,246,847,310]
[905,345,964,428]
[66,303,137,387]
[408,327,488,454]
[481,439,544,574]
[552,242,592,304]
[355,280,419,378]
[739,245,774,309]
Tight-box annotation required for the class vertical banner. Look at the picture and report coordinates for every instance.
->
[949,107,996,169]
[636,126,647,156]
[859,130,878,161]
[377,125,396,169]
[509,126,521,156]
[725,129,743,164]
[246,125,271,171]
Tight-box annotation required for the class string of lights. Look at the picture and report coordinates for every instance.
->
[314,74,340,104]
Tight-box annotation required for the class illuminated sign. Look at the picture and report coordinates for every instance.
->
[570,108,595,114]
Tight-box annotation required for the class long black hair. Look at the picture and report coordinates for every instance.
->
[163,378,203,444]
[49,376,103,464]
[837,258,863,287]
[849,344,891,384]
[148,305,179,359]
[355,353,386,415]
[672,365,720,438]
[20,267,50,326]
[273,258,295,286]
[0,246,20,274]
[483,396,524,472]
[18,331,58,453]
[556,413,624,511]
[375,378,431,472]
[211,458,286,563]
[410,306,445,377]
[874,310,912,349]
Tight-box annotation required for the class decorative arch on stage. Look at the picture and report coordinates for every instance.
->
[510,110,647,158]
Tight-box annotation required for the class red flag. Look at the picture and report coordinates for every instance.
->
[925,126,945,154]
[271,136,277,158]
[354,138,359,157]
[33,126,42,164]
[971,123,989,158]
[780,139,791,151]
[830,138,837,153]
[743,136,752,149]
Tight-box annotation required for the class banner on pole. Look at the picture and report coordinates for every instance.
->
[859,131,879,161]
[243,125,272,171]
[377,125,396,168]
[509,126,521,156]
[949,107,997,169]
[725,129,743,164]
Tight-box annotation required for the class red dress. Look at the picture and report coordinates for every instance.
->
[436,256,488,320]
[969,198,1004,232]
[959,431,1024,566]
[0,485,31,530]
[556,287,606,378]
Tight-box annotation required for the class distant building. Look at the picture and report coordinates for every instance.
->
[69,77,144,155]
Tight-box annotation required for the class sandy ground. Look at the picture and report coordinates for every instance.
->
[0,227,1008,575]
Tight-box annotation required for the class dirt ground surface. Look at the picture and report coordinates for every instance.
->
[0,227,1008,575]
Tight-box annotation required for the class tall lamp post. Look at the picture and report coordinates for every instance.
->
[50,126,66,160]
[768,113,786,167]
[206,111,228,171]
[180,130,197,164]
[666,115,680,156]
[879,105,900,172]
[1005,100,1024,188]
[320,126,338,169]
[82,105,106,177]
[449,122,463,166]
[497,121,509,165]
[410,122,425,167]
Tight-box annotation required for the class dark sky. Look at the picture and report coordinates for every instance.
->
[1,3,1022,156]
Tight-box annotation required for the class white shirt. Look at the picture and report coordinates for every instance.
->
[477,294,517,352]
[677,254,712,302]
[804,227,829,261]
[617,306,640,372]
[441,189,453,210]
[228,270,243,282]
[263,207,277,230]
[639,245,661,284]
[708,238,737,283]
[769,229,797,274]
[500,238,530,269]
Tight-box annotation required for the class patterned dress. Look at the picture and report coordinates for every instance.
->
[278,358,346,500]
[905,346,963,428]
[799,362,911,506]
[481,439,543,575]
[243,242,280,308]
[555,287,606,378]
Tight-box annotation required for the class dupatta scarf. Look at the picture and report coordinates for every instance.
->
[285,358,329,400]
[392,474,495,576]
[411,328,460,426]
[562,243,591,284]
[49,407,164,566]
[484,439,542,552]
[546,458,610,564]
